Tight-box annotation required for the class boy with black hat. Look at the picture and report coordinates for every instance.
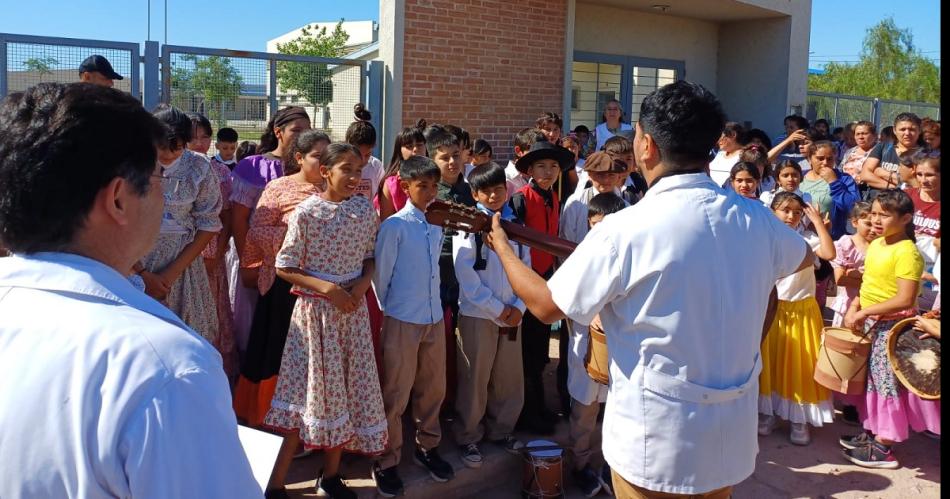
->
[508,139,573,435]
[78,55,123,88]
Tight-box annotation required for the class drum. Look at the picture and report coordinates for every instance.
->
[584,318,609,385]
[521,440,563,499]
[814,327,872,395]
[887,317,941,400]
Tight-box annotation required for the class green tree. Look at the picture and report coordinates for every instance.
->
[170,55,243,127]
[809,17,940,103]
[23,56,58,80]
[275,20,349,108]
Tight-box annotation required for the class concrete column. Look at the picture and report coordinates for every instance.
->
[379,0,405,161]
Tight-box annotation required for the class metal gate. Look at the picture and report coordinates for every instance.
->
[0,33,384,156]
[806,91,941,131]
[0,33,139,98]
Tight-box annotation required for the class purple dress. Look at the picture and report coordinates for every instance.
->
[229,153,284,354]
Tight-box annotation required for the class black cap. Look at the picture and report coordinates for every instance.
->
[515,140,575,174]
[79,55,123,80]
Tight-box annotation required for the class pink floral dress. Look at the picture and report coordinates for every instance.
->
[202,158,238,378]
[264,194,388,453]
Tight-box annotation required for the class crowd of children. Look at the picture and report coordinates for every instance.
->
[133,100,939,497]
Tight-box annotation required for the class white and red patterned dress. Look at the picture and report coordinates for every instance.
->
[264,194,388,454]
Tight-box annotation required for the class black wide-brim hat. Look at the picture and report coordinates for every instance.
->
[515,140,575,174]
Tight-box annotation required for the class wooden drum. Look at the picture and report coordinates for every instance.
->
[521,440,563,499]
[814,327,873,395]
[887,317,941,400]
[584,317,609,385]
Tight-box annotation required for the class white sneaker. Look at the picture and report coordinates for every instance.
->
[758,414,776,436]
[790,423,811,445]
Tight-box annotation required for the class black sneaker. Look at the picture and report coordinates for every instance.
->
[839,431,873,450]
[317,472,356,499]
[841,405,861,426]
[372,463,404,498]
[572,464,602,498]
[599,464,614,496]
[413,447,455,482]
[491,435,525,455]
[842,442,900,469]
[459,443,483,468]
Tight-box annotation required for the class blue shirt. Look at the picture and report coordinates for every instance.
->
[373,202,443,325]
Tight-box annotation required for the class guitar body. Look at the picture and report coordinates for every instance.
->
[425,200,577,259]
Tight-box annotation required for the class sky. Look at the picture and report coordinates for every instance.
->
[0,0,939,68]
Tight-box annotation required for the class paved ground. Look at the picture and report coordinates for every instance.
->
[283,318,941,498]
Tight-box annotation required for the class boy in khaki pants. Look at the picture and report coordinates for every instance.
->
[452,163,532,468]
[372,156,454,497]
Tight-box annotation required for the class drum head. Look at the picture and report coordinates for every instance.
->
[887,319,941,400]
[526,440,562,457]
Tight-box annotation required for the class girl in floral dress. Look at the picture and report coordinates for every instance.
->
[263,143,387,499]
[233,130,329,428]
[137,105,222,345]
[187,113,239,381]
[841,190,940,469]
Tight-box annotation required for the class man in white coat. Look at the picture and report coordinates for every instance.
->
[0,83,261,498]
[488,81,814,499]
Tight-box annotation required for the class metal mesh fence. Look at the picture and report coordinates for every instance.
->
[806,94,874,130]
[878,100,941,126]
[5,41,135,94]
[166,50,364,156]
[807,92,940,131]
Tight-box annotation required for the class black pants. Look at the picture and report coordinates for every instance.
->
[521,307,551,423]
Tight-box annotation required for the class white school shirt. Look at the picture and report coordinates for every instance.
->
[505,160,530,197]
[355,155,385,200]
[759,187,812,208]
[560,185,627,245]
[594,122,634,152]
[707,149,742,188]
[0,253,261,499]
[548,173,806,494]
[775,228,822,301]
[453,229,530,325]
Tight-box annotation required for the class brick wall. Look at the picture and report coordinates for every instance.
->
[401,0,567,161]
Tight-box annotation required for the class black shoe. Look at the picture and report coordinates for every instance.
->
[839,431,873,450]
[572,464,602,498]
[413,446,455,482]
[317,472,356,499]
[841,405,861,426]
[599,464,614,496]
[372,463,404,498]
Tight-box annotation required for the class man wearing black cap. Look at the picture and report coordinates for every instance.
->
[79,54,123,87]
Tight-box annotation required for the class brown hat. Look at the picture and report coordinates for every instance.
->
[583,151,626,173]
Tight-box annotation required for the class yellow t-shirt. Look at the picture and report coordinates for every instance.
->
[859,238,924,307]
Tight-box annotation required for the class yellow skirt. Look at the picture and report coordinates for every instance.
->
[758,297,834,426]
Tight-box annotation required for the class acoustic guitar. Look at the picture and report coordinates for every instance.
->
[424,200,577,259]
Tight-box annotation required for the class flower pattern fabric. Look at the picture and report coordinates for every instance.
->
[200,160,237,377]
[264,194,387,453]
[243,176,321,295]
[142,149,222,344]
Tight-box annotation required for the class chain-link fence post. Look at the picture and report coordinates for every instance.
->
[0,38,7,97]
[143,41,160,110]
[872,98,882,132]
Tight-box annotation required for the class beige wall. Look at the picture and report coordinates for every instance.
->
[573,2,719,91]
[717,17,791,136]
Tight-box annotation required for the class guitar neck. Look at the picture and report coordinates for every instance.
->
[498,219,577,259]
